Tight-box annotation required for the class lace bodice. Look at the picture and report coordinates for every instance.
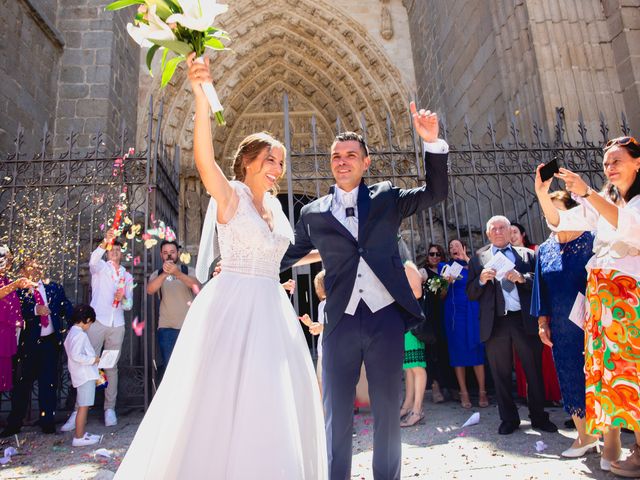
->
[217,182,293,280]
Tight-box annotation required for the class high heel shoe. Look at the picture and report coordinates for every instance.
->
[561,439,600,458]
[478,390,489,408]
[400,410,425,427]
[460,391,472,409]
[600,452,622,471]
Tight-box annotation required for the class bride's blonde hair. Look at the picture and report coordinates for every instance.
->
[232,132,286,192]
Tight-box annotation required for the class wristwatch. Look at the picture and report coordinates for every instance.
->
[581,186,592,198]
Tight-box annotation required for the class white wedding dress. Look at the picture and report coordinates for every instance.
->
[115,182,327,479]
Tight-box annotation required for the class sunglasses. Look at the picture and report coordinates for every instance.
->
[428,252,442,257]
[604,136,639,151]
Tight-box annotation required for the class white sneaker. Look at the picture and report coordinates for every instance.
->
[72,432,102,447]
[104,409,117,427]
[60,411,77,432]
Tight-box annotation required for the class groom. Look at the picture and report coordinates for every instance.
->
[281,103,448,479]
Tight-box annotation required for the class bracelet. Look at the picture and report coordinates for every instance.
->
[580,186,592,198]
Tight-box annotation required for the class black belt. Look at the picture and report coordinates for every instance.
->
[500,310,521,317]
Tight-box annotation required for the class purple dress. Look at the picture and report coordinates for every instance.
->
[0,277,22,391]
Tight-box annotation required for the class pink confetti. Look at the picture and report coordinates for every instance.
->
[363,419,372,425]
[99,223,105,231]
[132,317,145,336]
[360,429,370,435]
[133,256,141,266]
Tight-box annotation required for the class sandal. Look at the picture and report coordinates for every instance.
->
[479,390,489,408]
[460,391,472,409]
[400,410,425,427]
[400,407,411,420]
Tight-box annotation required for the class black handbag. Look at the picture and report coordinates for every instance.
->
[410,317,436,345]
[410,292,436,344]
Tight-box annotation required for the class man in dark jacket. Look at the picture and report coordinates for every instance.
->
[0,259,72,436]
[281,103,448,480]
[466,215,557,435]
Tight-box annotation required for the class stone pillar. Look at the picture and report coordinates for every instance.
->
[602,0,640,134]
[54,0,140,152]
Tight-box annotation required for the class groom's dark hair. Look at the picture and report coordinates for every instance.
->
[333,132,369,157]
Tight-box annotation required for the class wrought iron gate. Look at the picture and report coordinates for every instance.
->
[281,97,633,345]
[0,97,179,411]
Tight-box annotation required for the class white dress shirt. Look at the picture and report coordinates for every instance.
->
[89,246,134,327]
[64,325,99,387]
[35,281,54,337]
[550,193,640,277]
[490,244,521,313]
[331,139,449,315]
[332,186,395,315]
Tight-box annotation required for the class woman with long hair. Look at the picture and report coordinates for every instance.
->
[535,136,640,476]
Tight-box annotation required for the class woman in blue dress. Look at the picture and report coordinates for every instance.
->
[532,190,598,458]
[442,239,488,409]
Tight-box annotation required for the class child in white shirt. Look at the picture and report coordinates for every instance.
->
[63,305,101,446]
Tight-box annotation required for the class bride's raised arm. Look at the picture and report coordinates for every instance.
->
[187,53,235,220]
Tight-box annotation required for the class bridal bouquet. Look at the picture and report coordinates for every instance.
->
[427,276,449,296]
[106,0,230,125]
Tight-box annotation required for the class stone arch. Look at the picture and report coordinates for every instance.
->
[139,0,414,163]
[137,0,415,249]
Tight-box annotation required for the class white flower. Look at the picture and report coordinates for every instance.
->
[126,5,176,48]
[166,0,228,32]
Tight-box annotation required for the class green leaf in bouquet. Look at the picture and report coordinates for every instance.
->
[150,39,193,56]
[146,0,174,19]
[160,47,169,71]
[161,55,184,88]
[204,37,225,50]
[146,44,160,76]
[163,0,182,13]
[106,0,144,10]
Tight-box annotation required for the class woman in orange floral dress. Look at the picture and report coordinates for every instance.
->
[535,136,640,477]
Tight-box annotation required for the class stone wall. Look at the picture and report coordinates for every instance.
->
[54,0,139,152]
[405,0,636,144]
[0,0,63,155]
[602,0,640,135]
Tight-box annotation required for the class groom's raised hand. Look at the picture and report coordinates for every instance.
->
[410,101,439,144]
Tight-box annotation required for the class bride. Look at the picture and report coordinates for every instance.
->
[115,53,327,479]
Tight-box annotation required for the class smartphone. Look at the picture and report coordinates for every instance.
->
[540,158,559,182]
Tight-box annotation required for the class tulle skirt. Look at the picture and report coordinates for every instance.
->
[115,270,328,479]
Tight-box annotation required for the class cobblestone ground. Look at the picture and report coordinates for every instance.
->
[0,396,635,479]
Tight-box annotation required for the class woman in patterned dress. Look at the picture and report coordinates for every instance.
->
[535,136,640,476]
[400,261,428,427]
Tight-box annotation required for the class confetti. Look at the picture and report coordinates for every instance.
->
[179,252,191,265]
[132,316,145,336]
[133,256,141,266]
[144,239,158,249]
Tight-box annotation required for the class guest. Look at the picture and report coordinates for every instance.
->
[0,246,32,392]
[466,216,557,435]
[0,259,73,436]
[400,261,427,427]
[147,240,200,378]
[62,229,133,432]
[510,222,561,405]
[422,243,455,403]
[64,304,102,447]
[535,136,640,475]
[313,270,326,394]
[442,239,488,409]
[510,222,537,250]
[531,190,598,458]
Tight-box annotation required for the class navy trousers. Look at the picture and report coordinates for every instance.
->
[7,333,60,429]
[322,301,405,480]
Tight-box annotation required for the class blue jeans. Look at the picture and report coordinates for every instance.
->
[157,328,181,371]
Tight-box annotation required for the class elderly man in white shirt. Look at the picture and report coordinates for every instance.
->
[62,229,133,431]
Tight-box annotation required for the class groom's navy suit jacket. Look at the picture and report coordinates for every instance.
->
[281,150,448,338]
